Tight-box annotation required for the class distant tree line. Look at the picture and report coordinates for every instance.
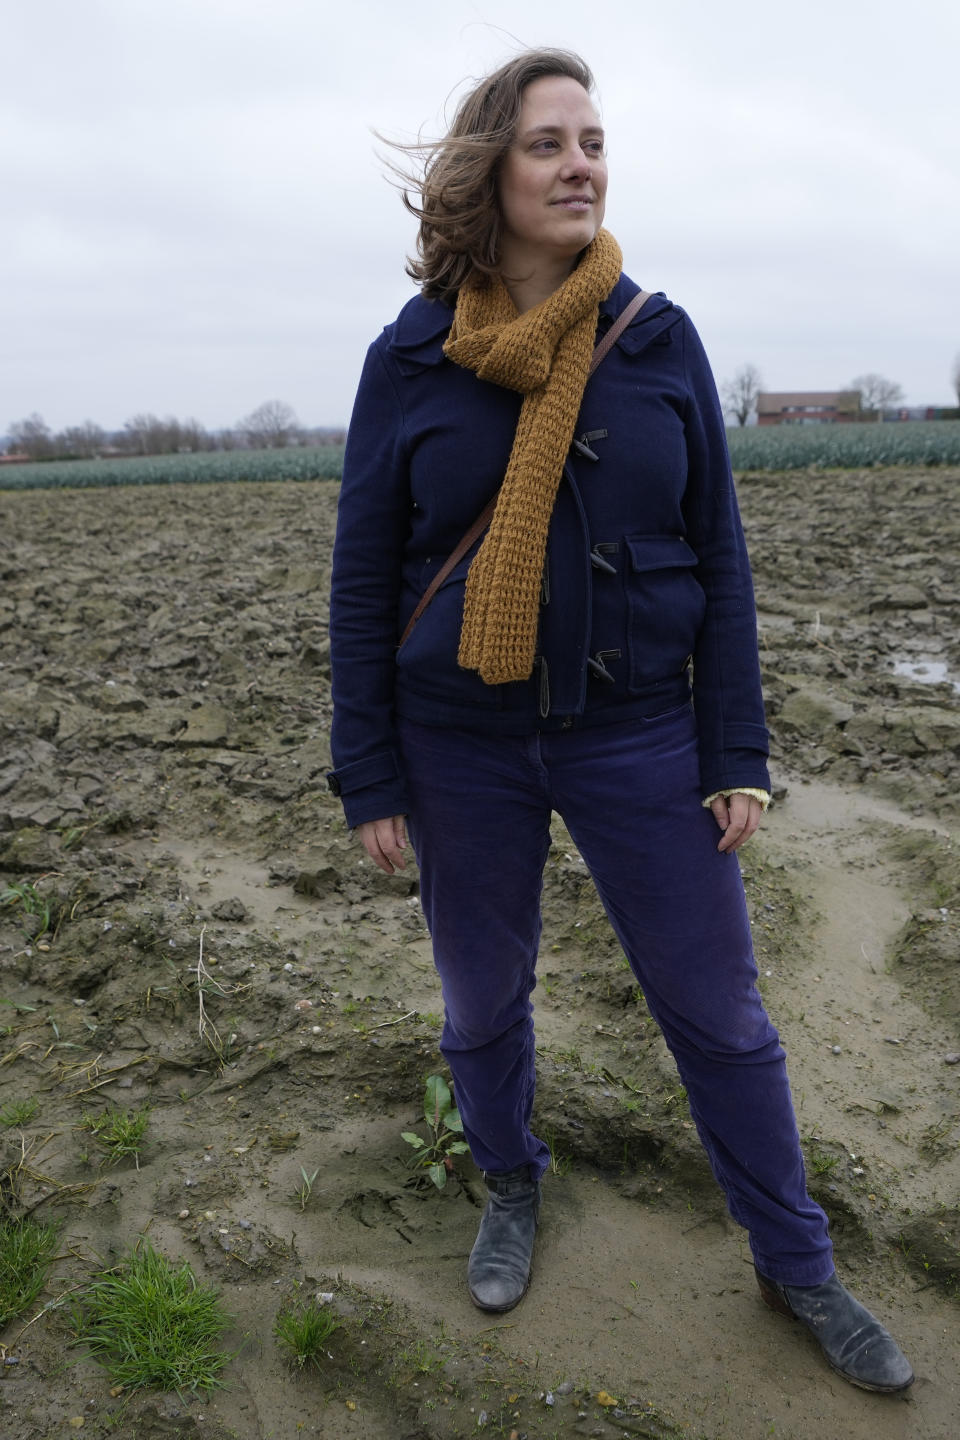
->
[2,401,346,462]
[721,360,960,427]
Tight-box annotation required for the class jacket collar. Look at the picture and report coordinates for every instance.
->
[386,295,455,372]
[598,275,678,354]
[386,274,678,372]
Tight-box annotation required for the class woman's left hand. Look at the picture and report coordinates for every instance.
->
[710,792,763,853]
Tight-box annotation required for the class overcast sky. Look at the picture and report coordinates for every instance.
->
[3,0,958,434]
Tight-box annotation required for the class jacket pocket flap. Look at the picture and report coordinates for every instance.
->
[626,536,699,572]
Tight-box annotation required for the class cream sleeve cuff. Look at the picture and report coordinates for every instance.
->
[702,787,771,811]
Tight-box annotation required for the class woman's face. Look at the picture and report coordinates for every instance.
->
[497,75,607,276]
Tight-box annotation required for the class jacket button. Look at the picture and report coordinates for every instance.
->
[561,716,573,730]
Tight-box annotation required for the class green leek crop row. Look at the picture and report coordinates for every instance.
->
[0,444,345,491]
[3,422,960,490]
[726,420,960,471]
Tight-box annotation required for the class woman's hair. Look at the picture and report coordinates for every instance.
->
[388,48,596,304]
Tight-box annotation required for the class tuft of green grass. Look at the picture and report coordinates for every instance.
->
[548,1149,572,1178]
[80,1105,150,1169]
[273,1298,340,1371]
[71,1243,232,1394]
[0,881,54,939]
[803,1139,842,1176]
[0,1214,61,1328]
[0,1097,39,1128]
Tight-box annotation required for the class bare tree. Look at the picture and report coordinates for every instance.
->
[7,412,54,459]
[238,399,300,449]
[721,365,763,427]
[850,373,904,416]
[177,417,211,452]
[58,421,106,458]
[124,413,163,455]
[123,413,205,455]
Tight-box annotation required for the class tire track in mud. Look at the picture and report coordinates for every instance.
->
[761,774,959,1230]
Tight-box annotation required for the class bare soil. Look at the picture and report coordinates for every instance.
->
[0,468,958,1440]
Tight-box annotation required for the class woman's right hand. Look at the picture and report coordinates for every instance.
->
[356,815,408,875]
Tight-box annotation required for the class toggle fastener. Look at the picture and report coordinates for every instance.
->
[586,649,621,684]
[571,428,608,462]
[590,549,617,575]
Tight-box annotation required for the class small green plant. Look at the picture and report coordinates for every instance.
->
[401,1075,469,1189]
[919,1117,957,1163]
[71,1243,231,1394]
[60,818,103,851]
[0,1215,61,1328]
[188,926,240,1070]
[294,1165,320,1210]
[803,1138,842,1176]
[273,1298,339,1371]
[80,1105,150,1169]
[0,1097,39,1128]
[1,881,54,940]
[544,1129,572,1177]
[397,1335,446,1377]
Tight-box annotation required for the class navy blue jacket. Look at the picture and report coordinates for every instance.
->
[328,274,770,828]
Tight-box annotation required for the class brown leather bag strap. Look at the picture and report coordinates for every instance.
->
[397,496,499,648]
[397,288,655,650]
[588,287,653,375]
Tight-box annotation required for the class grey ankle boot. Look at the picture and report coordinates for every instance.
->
[756,1268,914,1393]
[468,1165,541,1313]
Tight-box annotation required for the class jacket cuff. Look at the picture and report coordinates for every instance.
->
[340,782,410,830]
[326,751,409,830]
[698,749,771,800]
[326,751,402,797]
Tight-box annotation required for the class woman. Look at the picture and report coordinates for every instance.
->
[327,49,912,1394]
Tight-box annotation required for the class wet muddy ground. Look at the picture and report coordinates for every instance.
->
[0,467,958,1439]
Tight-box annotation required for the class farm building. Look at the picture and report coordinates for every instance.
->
[757,391,861,426]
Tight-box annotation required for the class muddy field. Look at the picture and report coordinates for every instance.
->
[1,467,958,1440]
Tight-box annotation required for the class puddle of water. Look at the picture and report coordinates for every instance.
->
[892,657,960,693]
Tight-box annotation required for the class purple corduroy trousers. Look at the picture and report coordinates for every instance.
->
[397,704,833,1285]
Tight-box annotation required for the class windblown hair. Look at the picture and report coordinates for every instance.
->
[386,49,596,305]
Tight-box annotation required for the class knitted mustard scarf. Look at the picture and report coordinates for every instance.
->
[443,228,623,685]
